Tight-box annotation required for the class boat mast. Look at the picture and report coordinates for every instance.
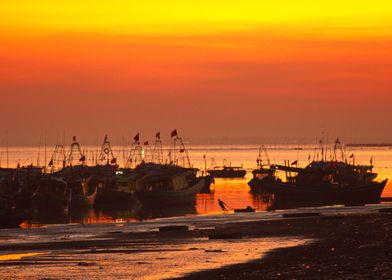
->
[5,130,9,168]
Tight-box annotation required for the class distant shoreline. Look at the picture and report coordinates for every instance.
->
[347,143,392,147]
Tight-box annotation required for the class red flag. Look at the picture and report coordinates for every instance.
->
[156,132,160,140]
[134,133,140,142]
[80,155,86,162]
[349,153,354,158]
[48,159,53,166]
[144,141,149,146]
[291,160,298,166]
[171,129,178,138]
[111,158,117,164]
[180,148,185,153]
[72,136,76,142]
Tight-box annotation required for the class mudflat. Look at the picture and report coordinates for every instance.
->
[0,210,391,279]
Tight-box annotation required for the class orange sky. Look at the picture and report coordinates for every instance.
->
[1,1,392,145]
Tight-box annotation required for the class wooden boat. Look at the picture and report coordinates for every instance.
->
[207,166,246,178]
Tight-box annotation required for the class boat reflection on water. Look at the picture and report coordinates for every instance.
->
[23,201,198,226]
[250,192,337,211]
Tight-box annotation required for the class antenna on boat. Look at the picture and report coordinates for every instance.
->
[67,136,85,166]
[0,131,3,168]
[125,133,143,168]
[257,145,270,168]
[152,132,164,164]
[98,135,116,165]
[37,135,41,167]
[5,130,9,168]
[170,129,191,168]
[48,144,66,173]
[203,154,207,174]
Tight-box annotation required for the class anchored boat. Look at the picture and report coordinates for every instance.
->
[248,140,387,206]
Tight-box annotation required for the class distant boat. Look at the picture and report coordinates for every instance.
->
[207,166,246,178]
[346,143,392,148]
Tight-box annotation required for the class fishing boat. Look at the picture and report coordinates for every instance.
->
[255,161,386,206]
[248,145,275,192]
[115,162,205,206]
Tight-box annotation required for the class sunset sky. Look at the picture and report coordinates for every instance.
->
[1,1,391,145]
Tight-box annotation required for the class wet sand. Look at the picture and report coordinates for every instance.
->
[1,206,392,279]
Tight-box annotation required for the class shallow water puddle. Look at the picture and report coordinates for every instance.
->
[0,237,310,279]
[0,252,45,261]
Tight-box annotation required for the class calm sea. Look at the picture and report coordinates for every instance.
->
[2,144,391,225]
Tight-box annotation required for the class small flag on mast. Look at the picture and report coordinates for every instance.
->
[144,141,149,146]
[171,129,178,138]
[134,133,140,142]
[349,153,354,158]
[291,160,298,166]
[156,132,160,140]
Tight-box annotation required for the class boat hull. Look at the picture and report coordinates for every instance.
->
[134,179,205,206]
[199,175,214,193]
[261,179,387,206]
[0,208,31,229]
